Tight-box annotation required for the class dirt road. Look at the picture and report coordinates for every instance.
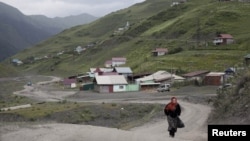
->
[0,76,213,141]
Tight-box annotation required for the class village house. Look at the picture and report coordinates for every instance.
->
[203,72,226,86]
[79,68,116,91]
[135,70,184,91]
[75,46,85,54]
[104,57,127,67]
[213,34,234,45]
[171,0,187,7]
[182,70,210,81]
[93,75,128,93]
[152,48,168,56]
[62,78,77,88]
[111,57,127,67]
[12,59,23,66]
[136,70,184,84]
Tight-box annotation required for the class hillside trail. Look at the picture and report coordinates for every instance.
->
[1,76,212,141]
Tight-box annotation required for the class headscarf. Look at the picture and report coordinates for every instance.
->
[165,97,178,111]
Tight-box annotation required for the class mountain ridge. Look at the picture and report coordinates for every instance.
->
[0,2,98,61]
[2,0,250,77]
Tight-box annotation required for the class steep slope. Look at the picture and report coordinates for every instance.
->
[3,0,250,77]
[0,2,98,61]
[0,2,56,61]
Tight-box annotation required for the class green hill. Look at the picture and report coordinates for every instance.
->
[2,0,250,77]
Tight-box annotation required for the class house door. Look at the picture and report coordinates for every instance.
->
[109,86,113,93]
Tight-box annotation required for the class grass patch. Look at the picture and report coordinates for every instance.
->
[0,102,164,129]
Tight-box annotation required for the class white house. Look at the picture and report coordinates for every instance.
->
[75,46,85,54]
[152,48,168,56]
[213,34,234,45]
[94,75,128,93]
[12,59,23,66]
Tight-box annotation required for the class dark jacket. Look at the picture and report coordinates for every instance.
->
[164,103,181,118]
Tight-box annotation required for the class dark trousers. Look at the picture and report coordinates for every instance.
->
[169,128,176,137]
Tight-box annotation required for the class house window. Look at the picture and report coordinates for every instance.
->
[119,85,124,89]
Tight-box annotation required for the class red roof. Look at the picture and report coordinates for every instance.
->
[63,78,76,85]
[112,57,126,62]
[152,48,168,52]
[218,34,233,39]
[94,67,103,73]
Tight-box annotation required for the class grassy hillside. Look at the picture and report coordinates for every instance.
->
[2,0,250,77]
[0,64,19,77]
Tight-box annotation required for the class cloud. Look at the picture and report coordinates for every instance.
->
[0,0,145,17]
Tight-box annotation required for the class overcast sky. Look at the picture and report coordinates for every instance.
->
[0,0,145,17]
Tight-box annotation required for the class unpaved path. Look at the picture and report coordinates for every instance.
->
[13,76,76,102]
[0,76,213,141]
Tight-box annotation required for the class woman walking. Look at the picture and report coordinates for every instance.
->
[164,97,184,137]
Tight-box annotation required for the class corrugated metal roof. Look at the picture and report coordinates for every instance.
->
[172,74,185,80]
[182,70,210,77]
[206,72,225,76]
[95,75,128,85]
[115,67,133,73]
[136,71,171,82]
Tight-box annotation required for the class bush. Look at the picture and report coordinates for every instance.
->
[168,47,183,54]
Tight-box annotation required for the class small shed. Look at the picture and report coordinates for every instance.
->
[152,48,168,56]
[213,34,234,45]
[62,78,77,88]
[203,72,225,86]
